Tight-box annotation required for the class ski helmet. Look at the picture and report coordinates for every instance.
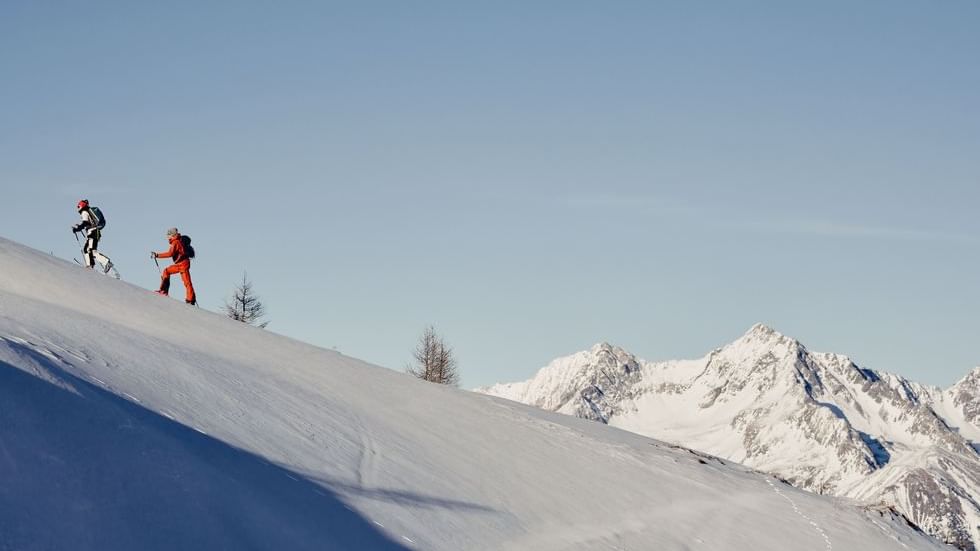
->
[77,199,89,211]
[166,227,179,237]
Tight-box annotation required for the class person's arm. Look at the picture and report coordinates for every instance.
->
[153,243,176,259]
[72,214,92,233]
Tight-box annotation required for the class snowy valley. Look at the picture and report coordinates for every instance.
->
[480,325,980,550]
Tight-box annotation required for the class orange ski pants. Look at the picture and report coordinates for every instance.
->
[160,260,196,303]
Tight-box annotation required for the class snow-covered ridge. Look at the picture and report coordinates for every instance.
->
[479,325,980,550]
[0,236,946,550]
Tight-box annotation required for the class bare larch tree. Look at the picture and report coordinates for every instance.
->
[225,271,269,328]
[406,326,459,386]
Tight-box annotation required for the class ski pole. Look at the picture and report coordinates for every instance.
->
[150,251,162,275]
[73,231,80,245]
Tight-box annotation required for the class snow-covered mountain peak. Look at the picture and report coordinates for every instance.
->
[745,322,787,340]
[692,324,812,399]
[952,366,980,389]
[482,327,980,550]
[724,323,800,357]
[588,340,625,356]
[948,366,980,428]
[588,341,640,369]
[476,342,642,418]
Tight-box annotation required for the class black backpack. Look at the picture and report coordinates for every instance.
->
[89,206,107,229]
[180,235,196,259]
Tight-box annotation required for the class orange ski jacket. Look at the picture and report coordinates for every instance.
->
[154,234,191,265]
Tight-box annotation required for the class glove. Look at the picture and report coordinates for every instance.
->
[150,251,156,259]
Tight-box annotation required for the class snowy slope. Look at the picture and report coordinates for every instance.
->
[0,237,946,551]
[480,325,980,550]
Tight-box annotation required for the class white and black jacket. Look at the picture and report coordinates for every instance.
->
[73,208,101,237]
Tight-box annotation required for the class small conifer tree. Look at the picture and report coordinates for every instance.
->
[225,272,269,328]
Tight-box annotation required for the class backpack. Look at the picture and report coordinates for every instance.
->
[180,235,195,259]
[89,206,107,229]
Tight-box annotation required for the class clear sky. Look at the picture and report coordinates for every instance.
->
[2,2,978,389]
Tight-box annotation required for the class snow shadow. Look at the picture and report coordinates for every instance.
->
[815,400,847,421]
[816,400,890,468]
[311,478,497,514]
[0,357,411,551]
[858,431,892,467]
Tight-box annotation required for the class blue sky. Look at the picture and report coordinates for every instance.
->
[2,2,978,388]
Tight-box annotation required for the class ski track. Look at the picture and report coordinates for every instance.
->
[869,517,911,550]
[355,415,380,489]
[767,478,833,550]
[350,416,422,547]
[33,337,89,363]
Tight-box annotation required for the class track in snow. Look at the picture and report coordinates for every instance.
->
[767,478,833,550]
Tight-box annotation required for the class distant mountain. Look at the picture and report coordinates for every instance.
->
[479,324,980,550]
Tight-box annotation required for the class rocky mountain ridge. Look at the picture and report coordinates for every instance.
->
[479,325,980,550]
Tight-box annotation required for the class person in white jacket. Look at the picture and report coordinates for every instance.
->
[71,199,114,274]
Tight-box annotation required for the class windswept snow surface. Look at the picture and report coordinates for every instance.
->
[0,238,944,551]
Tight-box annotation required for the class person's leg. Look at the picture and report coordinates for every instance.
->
[93,251,112,272]
[86,232,112,272]
[159,265,179,294]
[83,237,96,268]
[179,267,196,304]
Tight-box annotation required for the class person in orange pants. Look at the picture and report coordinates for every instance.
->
[152,227,197,305]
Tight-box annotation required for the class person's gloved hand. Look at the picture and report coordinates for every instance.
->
[150,251,156,259]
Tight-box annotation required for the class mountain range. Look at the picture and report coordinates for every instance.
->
[479,324,980,550]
